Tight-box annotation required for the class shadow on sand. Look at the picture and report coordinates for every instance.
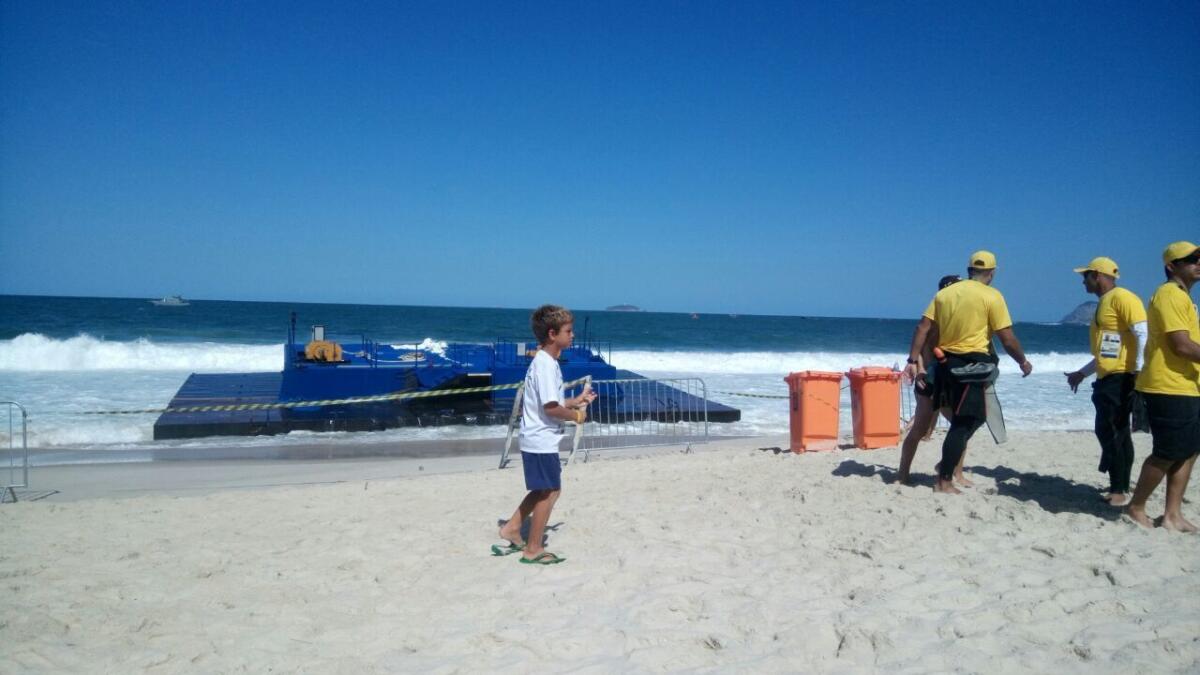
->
[968,464,1120,520]
[830,460,937,488]
[832,459,1120,521]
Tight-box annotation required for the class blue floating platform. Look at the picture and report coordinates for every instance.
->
[154,372,286,439]
[153,321,740,440]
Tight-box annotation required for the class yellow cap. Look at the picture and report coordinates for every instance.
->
[1162,241,1199,264]
[968,250,997,270]
[1073,256,1120,278]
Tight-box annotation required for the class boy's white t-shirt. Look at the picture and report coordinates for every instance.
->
[519,350,564,454]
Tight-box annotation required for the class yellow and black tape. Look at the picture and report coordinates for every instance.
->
[83,377,591,416]
[711,390,790,400]
[77,376,781,416]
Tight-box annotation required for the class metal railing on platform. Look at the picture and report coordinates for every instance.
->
[2,401,29,503]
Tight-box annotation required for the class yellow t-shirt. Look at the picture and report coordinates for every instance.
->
[922,279,1013,355]
[1090,287,1147,378]
[1136,282,1200,396]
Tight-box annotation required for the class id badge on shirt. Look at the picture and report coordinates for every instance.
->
[1099,331,1121,359]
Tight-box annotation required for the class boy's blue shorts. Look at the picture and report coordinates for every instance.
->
[521,451,562,491]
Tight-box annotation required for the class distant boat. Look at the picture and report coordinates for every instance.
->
[150,295,190,306]
[605,304,642,312]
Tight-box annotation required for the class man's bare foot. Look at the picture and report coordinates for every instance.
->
[1106,493,1131,507]
[1160,514,1198,533]
[895,471,912,486]
[498,523,525,548]
[934,479,962,495]
[954,473,974,488]
[1125,505,1154,529]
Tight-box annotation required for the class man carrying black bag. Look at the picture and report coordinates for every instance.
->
[904,250,1034,495]
[1063,257,1148,506]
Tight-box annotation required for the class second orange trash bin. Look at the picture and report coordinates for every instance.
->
[784,371,843,452]
[847,367,901,449]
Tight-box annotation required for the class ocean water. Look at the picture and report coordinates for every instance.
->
[0,295,1096,458]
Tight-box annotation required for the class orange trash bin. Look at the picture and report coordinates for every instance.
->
[784,371,843,453]
[847,367,902,449]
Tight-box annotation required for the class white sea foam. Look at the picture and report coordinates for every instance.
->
[1,334,1094,377]
[611,350,1094,375]
[0,336,1100,452]
[0,333,283,372]
[412,338,447,356]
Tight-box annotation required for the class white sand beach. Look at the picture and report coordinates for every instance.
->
[3,431,1198,673]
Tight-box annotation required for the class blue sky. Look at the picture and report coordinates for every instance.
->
[2,1,1197,320]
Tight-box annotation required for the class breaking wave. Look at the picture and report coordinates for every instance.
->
[0,333,283,372]
[610,350,1094,375]
[0,334,1092,376]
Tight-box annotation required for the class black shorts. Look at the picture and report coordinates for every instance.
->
[1141,393,1200,462]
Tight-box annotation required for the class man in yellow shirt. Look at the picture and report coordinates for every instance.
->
[1064,257,1147,506]
[1127,241,1200,532]
[904,250,1033,494]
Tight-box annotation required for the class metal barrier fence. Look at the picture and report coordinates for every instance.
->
[2,401,29,503]
[577,377,709,454]
[499,376,710,469]
[900,379,916,425]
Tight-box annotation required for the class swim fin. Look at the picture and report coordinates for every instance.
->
[984,382,1007,444]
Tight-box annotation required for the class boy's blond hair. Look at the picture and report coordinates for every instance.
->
[531,305,574,345]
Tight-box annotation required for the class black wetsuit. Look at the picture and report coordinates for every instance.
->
[1092,373,1137,493]
[934,351,998,481]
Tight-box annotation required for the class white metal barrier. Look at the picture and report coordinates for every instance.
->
[899,376,947,437]
[2,401,29,503]
[499,376,711,469]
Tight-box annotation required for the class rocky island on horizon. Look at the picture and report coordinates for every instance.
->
[1060,301,1098,325]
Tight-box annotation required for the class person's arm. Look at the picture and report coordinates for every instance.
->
[532,359,590,423]
[543,402,587,424]
[546,383,597,423]
[1064,358,1096,393]
[922,324,940,365]
[563,385,597,411]
[1165,330,1200,362]
[903,316,934,382]
[994,326,1033,377]
[1131,321,1148,371]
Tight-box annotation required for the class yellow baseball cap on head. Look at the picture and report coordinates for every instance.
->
[1162,241,1200,264]
[1073,256,1120,278]
[968,250,997,270]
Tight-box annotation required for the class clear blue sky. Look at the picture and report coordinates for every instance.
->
[2,1,1197,320]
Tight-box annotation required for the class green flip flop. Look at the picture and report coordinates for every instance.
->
[491,543,523,557]
[519,552,565,565]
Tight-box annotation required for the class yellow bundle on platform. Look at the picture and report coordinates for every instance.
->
[304,340,344,362]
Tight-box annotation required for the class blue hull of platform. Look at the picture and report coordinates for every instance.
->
[153,338,740,440]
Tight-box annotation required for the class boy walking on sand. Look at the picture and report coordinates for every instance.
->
[496,305,596,564]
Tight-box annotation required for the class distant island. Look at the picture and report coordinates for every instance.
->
[605,304,642,312]
[1060,301,1097,325]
